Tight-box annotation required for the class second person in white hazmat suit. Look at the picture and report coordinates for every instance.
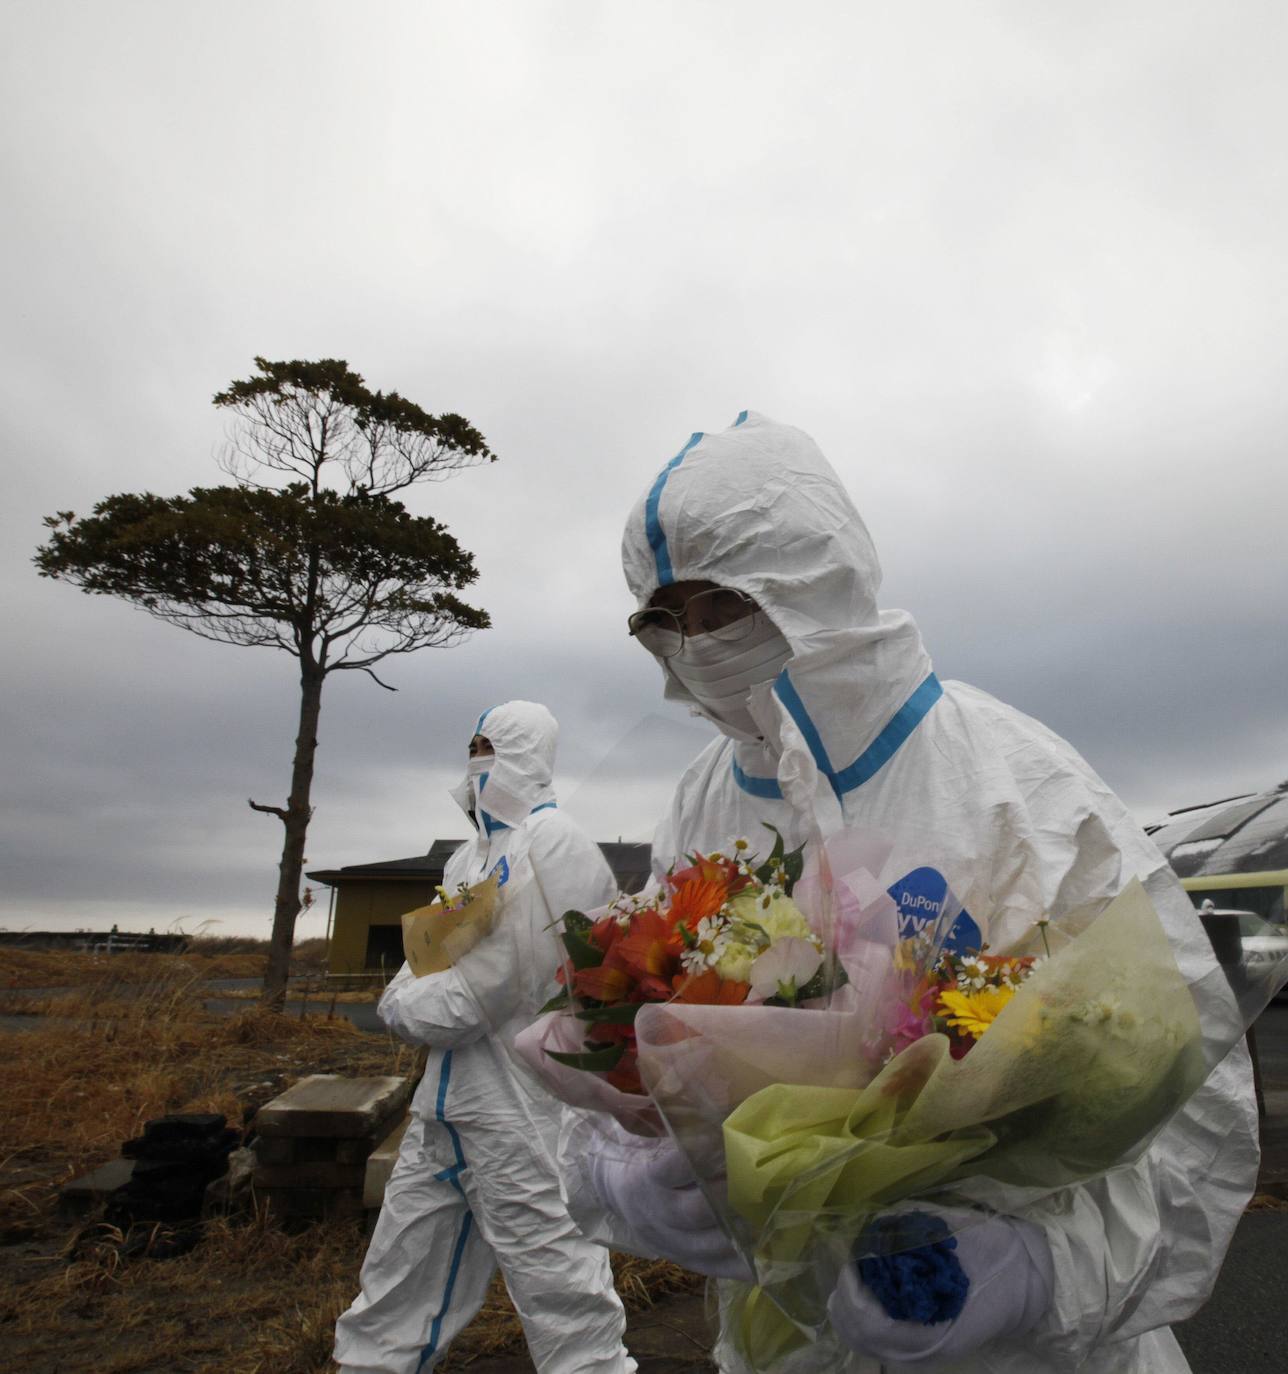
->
[334,701,635,1374]
[567,413,1258,1373]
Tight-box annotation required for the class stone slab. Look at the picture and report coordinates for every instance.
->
[58,1157,135,1217]
[252,1136,297,1166]
[363,1114,411,1210]
[254,1135,359,1166]
[336,1135,379,1165]
[254,1075,411,1139]
[254,1161,367,1190]
[259,1185,364,1221]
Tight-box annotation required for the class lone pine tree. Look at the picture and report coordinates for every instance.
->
[36,358,494,1003]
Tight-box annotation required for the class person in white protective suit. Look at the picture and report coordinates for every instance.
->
[564,412,1259,1374]
[334,701,636,1374]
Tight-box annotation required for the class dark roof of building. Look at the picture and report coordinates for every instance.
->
[308,839,652,893]
[306,841,464,885]
[1148,789,1288,879]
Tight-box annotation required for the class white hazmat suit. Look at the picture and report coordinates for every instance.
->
[334,701,635,1374]
[568,412,1258,1374]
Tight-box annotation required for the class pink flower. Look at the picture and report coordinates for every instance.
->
[888,1001,934,1051]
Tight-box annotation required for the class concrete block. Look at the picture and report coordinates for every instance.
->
[254,1161,367,1190]
[363,1115,411,1210]
[252,1136,297,1165]
[254,1135,345,1165]
[335,1136,378,1165]
[59,1157,135,1218]
[254,1075,411,1139]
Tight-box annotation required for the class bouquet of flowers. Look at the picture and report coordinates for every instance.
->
[513,826,1277,1372]
[535,829,833,1087]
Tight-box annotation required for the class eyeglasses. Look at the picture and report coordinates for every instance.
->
[627,588,759,659]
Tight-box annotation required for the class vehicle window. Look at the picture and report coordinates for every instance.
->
[1191,887,1285,923]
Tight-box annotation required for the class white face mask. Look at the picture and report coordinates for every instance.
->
[465,754,492,812]
[664,616,793,742]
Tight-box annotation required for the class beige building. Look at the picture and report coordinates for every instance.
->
[309,839,651,976]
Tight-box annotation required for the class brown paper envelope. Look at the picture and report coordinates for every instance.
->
[401,871,502,977]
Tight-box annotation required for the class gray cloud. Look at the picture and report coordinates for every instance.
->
[3,1,1285,932]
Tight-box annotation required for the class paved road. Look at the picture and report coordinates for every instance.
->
[200,979,388,1032]
[1176,1209,1287,1373]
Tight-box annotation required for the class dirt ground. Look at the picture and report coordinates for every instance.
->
[0,951,711,1373]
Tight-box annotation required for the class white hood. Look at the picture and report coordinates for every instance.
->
[450,699,558,832]
[622,411,935,827]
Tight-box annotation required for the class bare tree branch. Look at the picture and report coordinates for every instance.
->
[357,666,399,691]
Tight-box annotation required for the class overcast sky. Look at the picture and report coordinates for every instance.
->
[3,2,1286,938]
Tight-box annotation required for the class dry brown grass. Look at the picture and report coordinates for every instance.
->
[0,963,704,1373]
[1,946,264,990]
[0,967,412,1236]
[1,1204,701,1374]
[212,983,384,1004]
[1247,1191,1288,1211]
[1,935,331,993]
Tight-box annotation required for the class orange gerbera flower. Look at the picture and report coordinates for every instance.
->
[666,877,728,929]
[671,968,750,1005]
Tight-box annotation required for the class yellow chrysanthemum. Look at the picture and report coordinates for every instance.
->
[938,984,1015,1040]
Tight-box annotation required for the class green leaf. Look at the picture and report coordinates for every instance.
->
[546,1043,626,1072]
[563,910,593,934]
[781,839,807,894]
[538,989,571,1014]
[575,1003,642,1025]
[754,824,786,883]
[561,926,603,971]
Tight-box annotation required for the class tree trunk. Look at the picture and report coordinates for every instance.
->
[261,667,325,1006]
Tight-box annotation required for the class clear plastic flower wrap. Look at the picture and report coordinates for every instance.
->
[498,825,1287,1372]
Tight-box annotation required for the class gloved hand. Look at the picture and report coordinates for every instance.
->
[827,1208,1054,1365]
[588,1138,753,1281]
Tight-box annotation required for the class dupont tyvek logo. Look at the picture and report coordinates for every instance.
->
[887,867,983,955]
[489,856,510,887]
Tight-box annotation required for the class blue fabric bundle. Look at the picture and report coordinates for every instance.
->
[857,1211,971,1325]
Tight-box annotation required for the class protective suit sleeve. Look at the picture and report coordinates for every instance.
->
[988,800,1259,1367]
[377,959,491,1049]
